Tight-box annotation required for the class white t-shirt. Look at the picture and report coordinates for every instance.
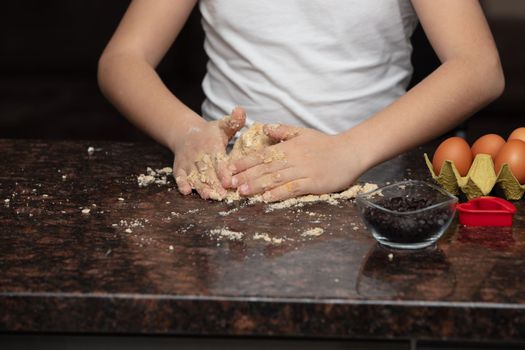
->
[199,0,419,134]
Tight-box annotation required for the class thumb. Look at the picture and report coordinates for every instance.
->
[218,106,246,140]
[263,124,300,143]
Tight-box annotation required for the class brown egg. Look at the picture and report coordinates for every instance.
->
[494,139,525,183]
[508,127,525,142]
[471,134,505,160]
[432,137,472,176]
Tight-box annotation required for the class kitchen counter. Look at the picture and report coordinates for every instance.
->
[0,139,524,345]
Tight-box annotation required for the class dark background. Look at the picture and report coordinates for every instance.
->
[0,1,523,144]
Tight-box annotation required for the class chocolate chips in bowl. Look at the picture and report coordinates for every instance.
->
[356,180,458,249]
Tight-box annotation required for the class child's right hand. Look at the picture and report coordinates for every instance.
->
[172,107,246,200]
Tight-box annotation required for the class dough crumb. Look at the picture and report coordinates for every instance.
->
[218,207,240,216]
[137,167,173,187]
[137,174,155,187]
[253,232,285,244]
[301,227,324,237]
[266,183,378,211]
[209,228,244,241]
[157,167,173,175]
[81,208,90,214]
[119,218,148,229]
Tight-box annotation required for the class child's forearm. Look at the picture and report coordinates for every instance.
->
[98,51,203,152]
[338,53,504,172]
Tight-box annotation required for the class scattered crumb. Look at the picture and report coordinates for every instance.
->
[62,175,67,180]
[81,208,90,214]
[388,253,394,261]
[137,167,173,187]
[87,146,95,155]
[157,167,173,175]
[4,199,10,203]
[119,218,149,229]
[125,228,132,233]
[42,194,48,198]
[265,183,378,211]
[137,174,155,187]
[209,228,244,241]
[301,227,324,237]
[218,207,239,216]
[253,232,285,244]
[118,197,125,201]
[169,245,174,251]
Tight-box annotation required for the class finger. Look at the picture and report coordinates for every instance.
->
[195,182,214,200]
[238,167,297,196]
[214,152,233,188]
[174,168,192,195]
[218,106,246,139]
[232,160,289,190]
[195,154,227,199]
[231,154,263,175]
[185,166,214,200]
[231,146,286,175]
[262,179,309,202]
[263,124,300,142]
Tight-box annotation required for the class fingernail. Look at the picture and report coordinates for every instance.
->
[239,184,249,195]
[231,177,238,187]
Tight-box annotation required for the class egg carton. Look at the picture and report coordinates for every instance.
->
[423,153,525,200]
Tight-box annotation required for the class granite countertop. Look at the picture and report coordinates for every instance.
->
[0,139,524,342]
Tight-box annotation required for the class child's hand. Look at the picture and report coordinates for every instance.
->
[230,124,365,202]
[173,107,246,200]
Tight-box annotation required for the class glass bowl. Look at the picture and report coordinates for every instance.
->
[355,180,458,249]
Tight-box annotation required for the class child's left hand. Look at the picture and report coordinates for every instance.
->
[230,124,365,202]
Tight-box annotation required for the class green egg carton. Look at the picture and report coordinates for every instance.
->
[423,153,525,200]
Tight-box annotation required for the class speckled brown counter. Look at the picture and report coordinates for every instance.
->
[0,139,524,342]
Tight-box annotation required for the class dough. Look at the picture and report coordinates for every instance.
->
[186,122,285,201]
[229,122,274,161]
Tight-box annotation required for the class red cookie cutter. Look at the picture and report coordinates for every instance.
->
[456,196,517,227]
